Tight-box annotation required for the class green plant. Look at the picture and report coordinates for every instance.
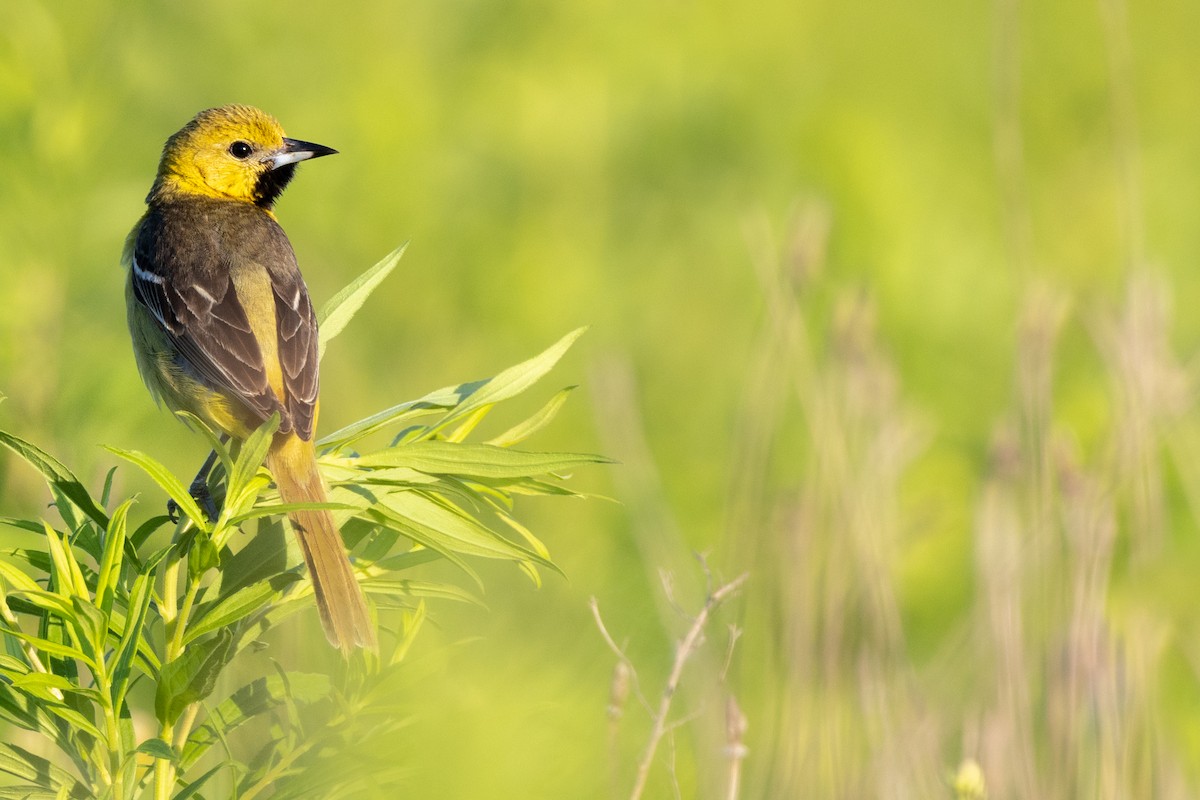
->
[0,245,606,798]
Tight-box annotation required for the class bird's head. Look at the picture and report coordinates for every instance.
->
[149,104,336,209]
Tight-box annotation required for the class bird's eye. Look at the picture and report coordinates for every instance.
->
[228,141,253,159]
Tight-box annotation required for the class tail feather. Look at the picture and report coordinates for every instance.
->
[267,436,376,653]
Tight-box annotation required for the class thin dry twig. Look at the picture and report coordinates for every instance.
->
[593,572,748,800]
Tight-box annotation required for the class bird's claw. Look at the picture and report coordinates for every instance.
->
[165,483,220,524]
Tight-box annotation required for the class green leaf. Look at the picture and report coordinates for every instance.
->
[129,514,172,550]
[316,384,468,452]
[96,500,133,617]
[486,385,577,447]
[0,561,41,593]
[2,629,94,670]
[0,786,63,799]
[0,742,82,792]
[173,763,223,800]
[134,737,177,762]
[226,414,280,511]
[181,671,331,769]
[436,327,587,428]
[0,431,109,529]
[366,580,483,607]
[100,465,118,508]
[104,445,209,531]
[390,600,426,665]
[109,570,154,712]
[443,405,492,443]
[175,411,236,487]
[317,242,408,360]
[9,672,101,704]
[0,516,48,536]
[215,516,291,598]
[225,500,357,528]
[155,628,236,726]
[365,505,479,585]
[378,491,553,565]
[7,590,76,623]
[37,701,104,742]
[42,523,89,601]
[68,597,107,662]
[184,573,302,644]
[355,440,612,479]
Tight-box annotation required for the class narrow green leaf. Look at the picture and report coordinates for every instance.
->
[184,573,302,644]
[110,571,153,712]
[6,590,76,623]
[100,465,119,508]
[443,404,492,443]
[173,763,223,800]
[96,500,133,617]
[0,561,41,593]
[0,786,62,799]
[2,629,94,670]
[487,385,577,447]
[182,671,330,769]
[175,411,236,486]
[366,580,483,606]
[317,242,408,360]
[390,600,426,666]
[0,654,28,674]
[227,414,280,509]
[129,514,172,550]
[104,446,209,530]
[368,549,444,573]
[215,516,291,598]
[0,431,109,529]
[354,440,612,479]
[438,327,587,427]
[316,383,468,452]
[156,628,236,725]
[68,597,107,662]
[0,681,55,738]
[36,700,104,742]
[365,505,479,585]
[496,510,552,560]
[9,673,101,704]
[225,500,357,528]
[0,742,81,791]
[134,738,177,762]
[0,517,46,536]
[328,465,439,487]
[42,523,88,600]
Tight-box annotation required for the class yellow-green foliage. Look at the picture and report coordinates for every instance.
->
[4,0,1200,797]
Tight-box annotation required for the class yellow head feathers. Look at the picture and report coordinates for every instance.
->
[148,104,336,208]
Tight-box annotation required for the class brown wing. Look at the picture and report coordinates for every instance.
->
[129,199,320,437]
[270,267,319,441]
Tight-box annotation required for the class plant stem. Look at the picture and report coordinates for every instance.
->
[154,721,174,800]
[155,560,204,800]
[103,702,125,800]
[627,575,747,800]
[169,578,203,658]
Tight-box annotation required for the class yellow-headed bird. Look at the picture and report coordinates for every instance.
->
[124,105,375,653]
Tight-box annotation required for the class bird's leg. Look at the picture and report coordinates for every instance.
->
[167,445,224,523]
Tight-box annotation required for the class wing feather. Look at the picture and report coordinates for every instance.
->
[129,200,320,437]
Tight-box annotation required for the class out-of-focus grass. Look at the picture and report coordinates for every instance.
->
[5,0,1200,796]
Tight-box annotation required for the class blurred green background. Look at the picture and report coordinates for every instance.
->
[5,0,1200,796]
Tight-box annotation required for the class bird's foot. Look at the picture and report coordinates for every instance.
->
[166,479,220,524]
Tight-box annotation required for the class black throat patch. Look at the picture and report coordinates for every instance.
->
[254,163,297,209]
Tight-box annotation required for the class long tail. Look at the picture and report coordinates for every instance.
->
[267,435,377,653]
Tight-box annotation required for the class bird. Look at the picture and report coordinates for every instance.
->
[123,104,376,653]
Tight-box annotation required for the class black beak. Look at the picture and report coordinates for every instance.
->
[268,137,339,170]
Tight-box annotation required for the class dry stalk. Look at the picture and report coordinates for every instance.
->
[591,572,748,800]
